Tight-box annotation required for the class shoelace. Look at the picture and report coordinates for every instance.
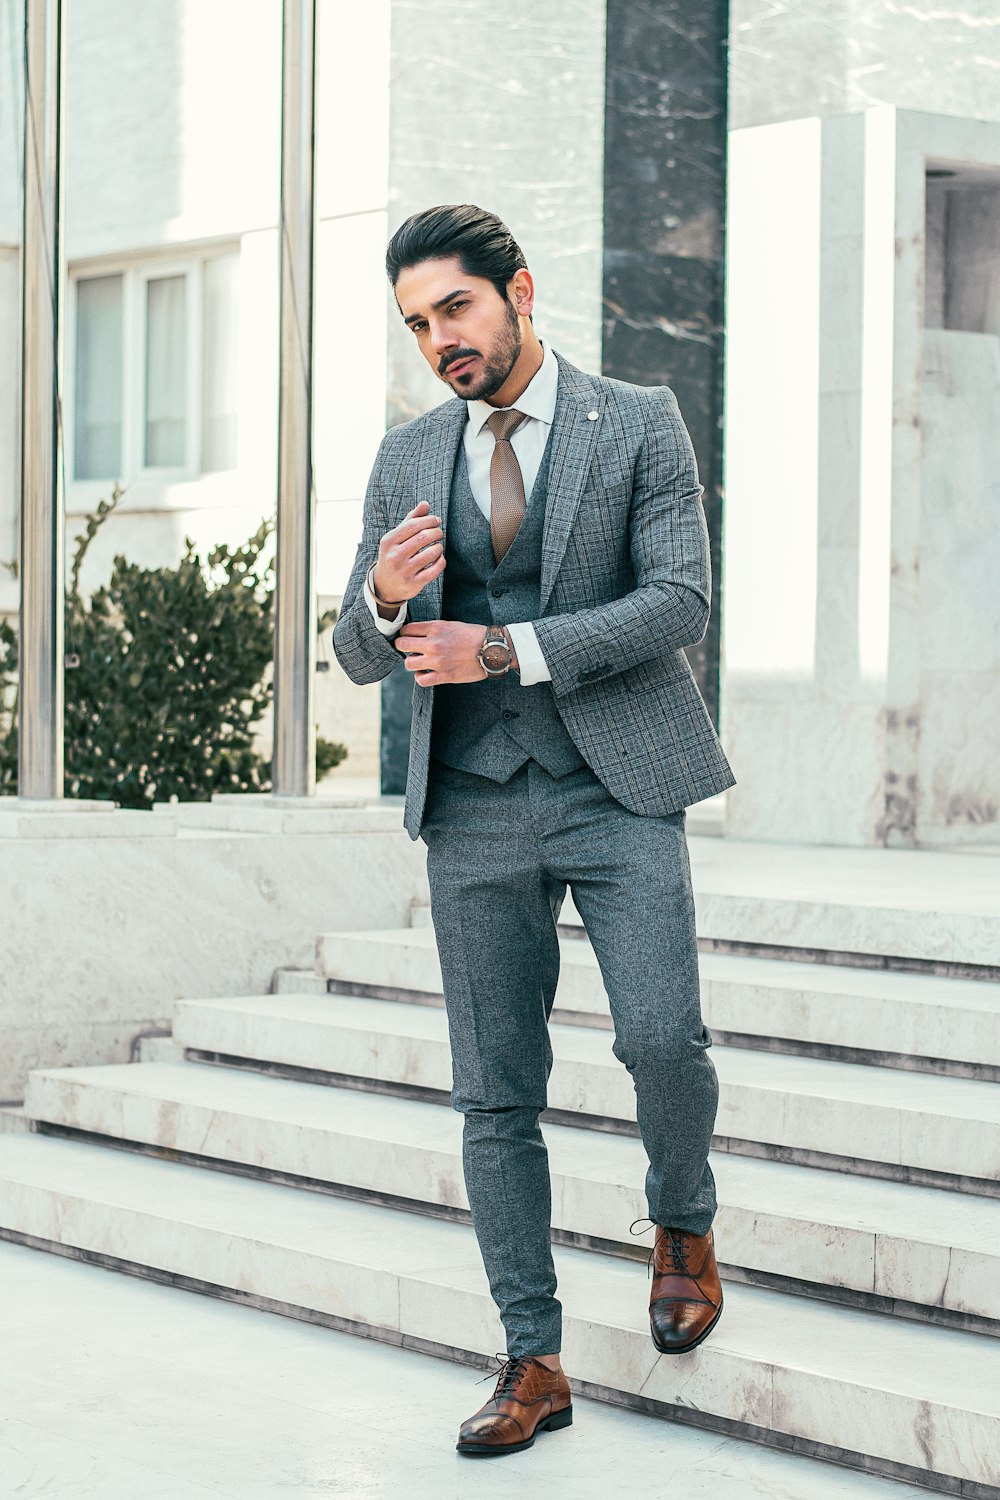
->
[630,1219,720,1310]
[629,1217,691,1278]
[479,1352,533,1400]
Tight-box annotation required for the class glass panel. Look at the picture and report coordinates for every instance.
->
[144,274,187,467]
[74,275,123,479]
[201,255,238,472]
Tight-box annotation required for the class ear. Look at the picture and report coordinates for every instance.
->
[509,268,535,321]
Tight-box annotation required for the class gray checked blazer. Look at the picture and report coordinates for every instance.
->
[333,351,736,840]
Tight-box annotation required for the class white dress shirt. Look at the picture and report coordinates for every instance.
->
[362,341,558,685]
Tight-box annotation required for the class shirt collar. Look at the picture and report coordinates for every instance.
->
[466,340,558,438]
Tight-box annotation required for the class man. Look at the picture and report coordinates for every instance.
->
[334,204,736,1458]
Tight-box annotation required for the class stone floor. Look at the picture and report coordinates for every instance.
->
[0,1240,949,1499]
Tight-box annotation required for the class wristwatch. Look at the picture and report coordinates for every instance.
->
[478,625,515,678]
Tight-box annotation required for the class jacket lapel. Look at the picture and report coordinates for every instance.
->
[539,353,605,615]
[415,397,466,620]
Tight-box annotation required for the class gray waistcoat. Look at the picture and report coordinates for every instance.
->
[430,439,585,783]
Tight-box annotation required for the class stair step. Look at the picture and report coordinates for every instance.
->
[409,838,1000,969]
[0,1132,996,1492]
[586,836,1000,970]
[273,968,328,996]
[17,1059,1000,1327]
[5,1238,945,1500]
[159,992,1000,1188]
[136,1035,183,1064]
[0,1105,32,1136]
[319,927,1000,1072]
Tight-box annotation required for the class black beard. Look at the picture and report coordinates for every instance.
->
[446,300,522,402]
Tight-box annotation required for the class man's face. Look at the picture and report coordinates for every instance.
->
[395,255,523,402]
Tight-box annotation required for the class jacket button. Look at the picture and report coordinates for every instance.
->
[491,588,504,598]
[502,709,519,721]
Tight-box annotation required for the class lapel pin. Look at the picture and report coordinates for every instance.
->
[587,410,599,421]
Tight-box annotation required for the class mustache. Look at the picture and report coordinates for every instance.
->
[439,348,480,376]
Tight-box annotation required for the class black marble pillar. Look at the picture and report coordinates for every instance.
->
[602,0,729,725]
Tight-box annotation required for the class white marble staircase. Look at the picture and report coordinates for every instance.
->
[1,839,999,1495]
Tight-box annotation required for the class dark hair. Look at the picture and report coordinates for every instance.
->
[385,204,527,300]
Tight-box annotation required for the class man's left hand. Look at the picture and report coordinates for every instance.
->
[395,621,515,686]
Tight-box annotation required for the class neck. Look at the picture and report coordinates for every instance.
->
[486,326,544,408]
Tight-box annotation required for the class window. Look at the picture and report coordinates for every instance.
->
[144,275,188,467]
[71,250,239,482]
[74,275,124,480]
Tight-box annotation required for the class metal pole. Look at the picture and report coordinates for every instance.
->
[18,0,64,800]
[272,0,317,797]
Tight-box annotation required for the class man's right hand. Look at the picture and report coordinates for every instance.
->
[371,501,445,614]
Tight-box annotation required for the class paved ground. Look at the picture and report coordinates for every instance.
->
[0,1239,948,1499]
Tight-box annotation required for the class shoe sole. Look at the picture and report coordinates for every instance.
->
[456,1403,573,1457]
[650,1293,724,1356]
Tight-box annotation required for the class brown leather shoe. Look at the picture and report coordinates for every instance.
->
[457,1355,573,1457]
[649,1225,724,1354]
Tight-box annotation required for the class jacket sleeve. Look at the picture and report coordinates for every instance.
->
[530,386,711,699]
[332,441,405,686]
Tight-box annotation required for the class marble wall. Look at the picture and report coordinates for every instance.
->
[729,0,1000,131]
[721,108,1000,847]
[384,0,607,428]
[0,807,429,1103]
[723,3,1000,846]
[918,328,1000,844]
[602,0,727,722]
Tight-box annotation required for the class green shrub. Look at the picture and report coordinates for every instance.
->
[0,490,346,805]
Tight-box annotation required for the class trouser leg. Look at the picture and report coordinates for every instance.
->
[544,773,719,1234]
[422,763,566,1357]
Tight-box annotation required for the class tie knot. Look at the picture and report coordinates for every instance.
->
[486,408,526,443]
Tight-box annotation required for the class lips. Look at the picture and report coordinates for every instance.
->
[446,356,477,377]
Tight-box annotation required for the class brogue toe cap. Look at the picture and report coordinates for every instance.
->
[650,1295,723,1354]
[458,1412,524,1447]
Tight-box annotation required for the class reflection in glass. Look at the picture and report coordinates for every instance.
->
[145,274,187,467]
[74,274,123,479]
[202,256,239,471]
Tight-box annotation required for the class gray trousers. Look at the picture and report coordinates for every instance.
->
[420,756,719,1358]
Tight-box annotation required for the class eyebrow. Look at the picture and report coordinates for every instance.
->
[403,288,471,326]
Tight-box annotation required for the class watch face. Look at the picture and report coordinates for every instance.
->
[481,642,512,670]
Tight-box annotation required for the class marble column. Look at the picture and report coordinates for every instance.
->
[601,0,728,724]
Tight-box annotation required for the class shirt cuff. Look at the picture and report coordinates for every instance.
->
[508,623,551,685]
[363,572,407,636]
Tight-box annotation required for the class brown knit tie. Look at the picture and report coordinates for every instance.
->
[486,408,529,563]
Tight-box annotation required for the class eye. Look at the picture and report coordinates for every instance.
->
[410,320,427,335]
[448,300,467,315]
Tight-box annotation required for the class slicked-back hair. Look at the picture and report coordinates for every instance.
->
[385,204,528,301]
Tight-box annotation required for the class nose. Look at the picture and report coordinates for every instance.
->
[430,320,458,356]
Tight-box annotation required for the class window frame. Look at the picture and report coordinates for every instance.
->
[66,244,238,492]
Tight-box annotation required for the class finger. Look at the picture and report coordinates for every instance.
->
[395,527,444,561]
[392,513,442,544]
[411,553,447,585]
[394,513,441,540]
